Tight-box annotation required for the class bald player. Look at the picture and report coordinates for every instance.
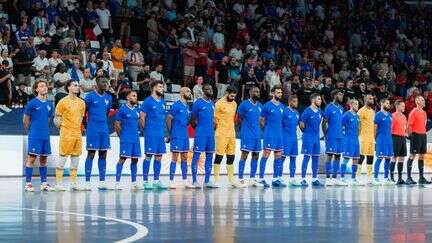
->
[166,87,194,188]
[357,94,375,184]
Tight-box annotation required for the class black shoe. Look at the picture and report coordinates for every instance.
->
[396,178,405,185]
[406,177,417,185]
[390,178,396,183]
[418,177,432,185]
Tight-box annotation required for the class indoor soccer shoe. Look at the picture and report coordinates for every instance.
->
[250,179,264,188]
[405,177,417,185]
[25,183,35,192]
[131,183,143,191]
[325,178,335,186]
[55,184,67,192]
[259,179,270,188]
[312,180,324,187]
[186,182,201,189]
[114,183,123,190]
[418,177,432,185]
[336,179,349,186]
[70,183,81,191]
[153,181,168,190]
[383,178,395,186]
[143,182,153,190]
[396,178,405,185]
[289,178,302,187]
[300,179,308,187]
[168,181,177,189]
[238,179,248,188]
[40,183,55,192]
[97,181,109,190]
[372,179,382,186]
[272,179,287,188]
[350,179,360,186]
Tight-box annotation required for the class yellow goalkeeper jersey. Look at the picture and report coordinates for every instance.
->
[214,97,237,138]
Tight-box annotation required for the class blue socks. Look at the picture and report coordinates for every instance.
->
[154,159,161,180]
[116,162,124,182]
[273,158,279,178]
[332,159,340,178]
[301,155,310,178]
[259,157,268,179]
[289,156,296,178]
[341,158,349,178]
[130,162,137,182]
[180,160,187,180]
[169,161,176,181]
[250,159,258,178]
[374,158,382,179]
[204,153,213,183]
[39,166,47,183]
[312,156,319,178]
[191,152,200,183]
[143,158,150,181]
[85,157,93,182]
[352,164,358,179]
[25,166,33,183]
[279,157,284,177]
[384,158,390,179]
[325,160,332,178]
[98,159,106,181]
[238,159,246,179]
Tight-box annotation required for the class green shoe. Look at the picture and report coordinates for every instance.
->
[143,181,153,190]
[153,181,168,190]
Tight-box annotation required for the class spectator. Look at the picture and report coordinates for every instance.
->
[48,50,63,73]
[193,76,204,100]
[116,72,131,105]
[266,65,282,92]
[165,28,180,82]
[195,38,209,78]
[15,39,36,85]
[69,57,83,81]
[137,64,151,101]
[215,56,230,98]
[127,43,144,82]
[111,39,127,74]
[31,8,48,35]
[12,83,29,108]
[183,40,198,88]
[96,1,112,44]
[85,52,98,77]
[241,67,258,100]
[101,50,114,78]
[31,49,49,77]
[53,63,71,96]
[150,64,165,82]
[0,49,13,70]
[80,68,96,98]
[0,60,12,107]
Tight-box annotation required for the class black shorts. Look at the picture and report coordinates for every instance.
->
[410,133,427,154]
[392,135,407,157]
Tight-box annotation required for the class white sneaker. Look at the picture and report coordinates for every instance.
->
[350,179,360,186]
[238,179,248,188]
[337,179,349,186]
[186,181,201,189]
[372,178,382,186]
[0,105,11,113]
[168,181,177,189]
[83,182,92,191]
[131,182,142,190]
[204,180,220,188]
[25,183,35,192]
[250,179,264,187]
[114,183,122,190]
[41,183,55,192]
[98,181,108,190]
[383,178,395,186]
[367,178,373,186]
[55,184,67,192]
[325,178,335,186]
[70,183,80,191]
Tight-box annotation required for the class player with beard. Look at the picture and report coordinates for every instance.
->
[190,84,217,188]
[357,94,375,184]
[407,96,431,185]
[237,86,263,187]
[282,95,302,186]
[140,80,168,190]
[213,86,239,188]
[114,91,141,190]
[373,98,394,186]
[322,90,345,186]
[390,100,408,185]
[23,80,54,192]
[83,77,113,191]
[166,87,194,188]
[299,93,324,187]
[54,80,86,191]
[259,85,285,188]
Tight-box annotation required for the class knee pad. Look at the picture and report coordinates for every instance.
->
[226,155,235,165]
[57,156,67,169]
[214,154,223,164]
[70,156,79,169]
[366,156,374,165]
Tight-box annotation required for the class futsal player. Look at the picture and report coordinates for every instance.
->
[166,87,194,188]
[407,95,431,185]
[23,80,54,192]
[390,100,408,185]
[322,90,345,186]
[340,99,362,186]
[357,95,375,184]
[300,93,324,187]
[54,80,85,191]
[282,95,302,186]
[214,86,239,188]
[190,84,217,188]
[83,77,112,191]
[373,98,394,186]
[114,90,141,190]
[140,80,168,190]
[260,85,285,188]
[237,86,263,187]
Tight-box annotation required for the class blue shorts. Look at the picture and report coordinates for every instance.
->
[283,137,298,156]
[376,143,393,158]
[28,138,51,156]
[193,136,215,153]
[343,142,360,159]
[325,137,343,154]
[120,142,141,158]
[263,136,283,151]
[301,137,320,155]
[240,138,262,152]
[171,138,190,152]
[144,136,166,155]
[86,131,111,150]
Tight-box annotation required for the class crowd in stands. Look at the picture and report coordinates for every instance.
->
[0,0,431,117]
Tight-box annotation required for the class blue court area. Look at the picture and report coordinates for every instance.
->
[1,176,432,242]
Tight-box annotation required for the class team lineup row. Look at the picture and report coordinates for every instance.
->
[22,77,430,192]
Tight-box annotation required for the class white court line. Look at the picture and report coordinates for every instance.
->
[0,207,148,243]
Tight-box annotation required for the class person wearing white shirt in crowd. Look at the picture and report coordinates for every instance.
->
[193,76,204,101]
[150,64,165,82]
[229,42,243,61]
[266,65,282,91]
[32,50,49,75]
[33,28,45,46]
[48,50,64,73]
[101,50,115,78]
[212,24,225,50]
[80,68,96,98]
[31,9,48,35]
[127,43,145,82]
[53,63,71,94]
[96,1,112,43]
[0,49,13,70]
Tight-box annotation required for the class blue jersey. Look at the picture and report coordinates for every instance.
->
[24,98,53,139]
[191,98,214,137]
[261,101,284,138]
[374,111,392,144]
[169,100,190,139]
[237,99,262,139]
[342,111,359,140]
[85,91,112,132]
[282,106,300,139]
[115,104,140,143]
[323,102,343,139]
[140,96,167,137]
[300,106,322,140]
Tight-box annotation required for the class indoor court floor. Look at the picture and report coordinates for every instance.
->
[1,176,432,243]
